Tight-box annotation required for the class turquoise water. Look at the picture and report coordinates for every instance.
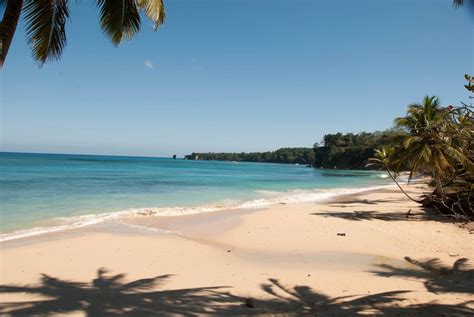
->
[0,152,390,240]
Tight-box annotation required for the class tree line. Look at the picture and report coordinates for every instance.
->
[185,130,406,169]
[185,148,316,166]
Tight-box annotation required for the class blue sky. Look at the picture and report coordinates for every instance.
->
[1,0,472,157]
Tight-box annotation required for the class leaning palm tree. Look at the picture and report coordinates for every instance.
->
[0,0,165,67]
[394,96,472,199]
[367,146,422,203]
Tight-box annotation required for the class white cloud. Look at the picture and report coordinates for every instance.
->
[144,59,153,69]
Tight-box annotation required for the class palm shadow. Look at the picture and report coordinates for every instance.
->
[311,210,430,222]
[329,198,406,206]
[0,268,244,316]
[254,278,473,316]
[370,257,474,295]
[1,268,473,316]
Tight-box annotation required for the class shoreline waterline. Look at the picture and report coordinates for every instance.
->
[0,184,395,242]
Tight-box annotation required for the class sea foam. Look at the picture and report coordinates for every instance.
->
[0,184,394,242]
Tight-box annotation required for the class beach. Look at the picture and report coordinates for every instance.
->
[1,185,473,316]
[2,0,473,315]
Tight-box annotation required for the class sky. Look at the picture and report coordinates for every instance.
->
[1,0,473,157]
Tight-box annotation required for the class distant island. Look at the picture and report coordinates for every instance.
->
[185,130,406,170]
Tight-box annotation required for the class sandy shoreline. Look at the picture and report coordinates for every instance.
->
[1,185,473,316]
[0,184,396,244]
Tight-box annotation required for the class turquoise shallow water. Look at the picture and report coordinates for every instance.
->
[0,152,390,240]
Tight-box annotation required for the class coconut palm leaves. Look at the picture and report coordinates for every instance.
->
[394,96,472,190]
[0,0,166,66]
[97,0,141,46]
[371,93,474,218]
[367,147,421,203]
[394,96,446,134]
[23,0,70,63]
[137,0,166,30]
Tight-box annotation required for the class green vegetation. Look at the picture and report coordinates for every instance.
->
[370,76,474,219]
[0,0,165,66]
[186,131,405,169]
[185,148,316,165]
[368,147,421,203]
[313,130,407,170]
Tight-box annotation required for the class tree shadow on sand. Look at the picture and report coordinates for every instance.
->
[0,268,242,316]
[253,278,473,316]
[1,268,473,316]
[311,210,432,222]
[329,198,406,206]
[370,256,474,295]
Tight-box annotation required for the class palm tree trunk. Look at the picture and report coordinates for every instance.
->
[0,0,23,67]
[386,169,423,203]
[434,176,447,200]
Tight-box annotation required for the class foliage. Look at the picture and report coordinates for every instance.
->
[370,77,474,219]
[187,131,406,169]
[465,74,474,93]
[0,0,166,66]
[367,146,421,203]
[313,130,407,170]
[185,148,316,165]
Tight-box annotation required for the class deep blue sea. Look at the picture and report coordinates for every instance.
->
[0,152,390,241]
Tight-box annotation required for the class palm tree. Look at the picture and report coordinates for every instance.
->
[367,146,422,203]
[394,96,472,199]
[0,0,165,67]
[394,96,445,134]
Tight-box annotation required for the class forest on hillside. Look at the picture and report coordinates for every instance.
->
[185,130,405,169]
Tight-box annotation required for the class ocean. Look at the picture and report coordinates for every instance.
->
[0,152,391,241]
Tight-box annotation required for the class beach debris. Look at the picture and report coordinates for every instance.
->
[406,209,412,218]
[245,298,255,308]
[449,254,460,257]
[279,202,286,205]
[336,233,346,236]
[307,274,311,277]
[227,250,231,253]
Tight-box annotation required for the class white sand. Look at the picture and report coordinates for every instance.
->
[1,185,473,316]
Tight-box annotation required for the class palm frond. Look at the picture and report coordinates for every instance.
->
[442,143,473,171]
[420,145,432,164]
[136,0,165,30]
[23,0,70,65]
[403,135,420,149]
[97,0,141,46]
